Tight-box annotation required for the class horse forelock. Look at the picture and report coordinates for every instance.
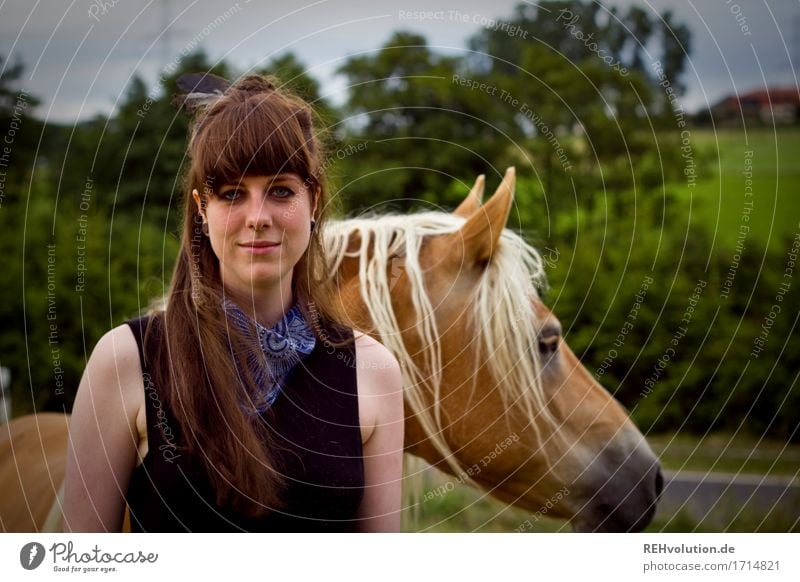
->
[324,212,558,476]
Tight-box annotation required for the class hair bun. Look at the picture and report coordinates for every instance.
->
[232,75,277,95]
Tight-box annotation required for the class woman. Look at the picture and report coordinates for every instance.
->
[62,75,404,532]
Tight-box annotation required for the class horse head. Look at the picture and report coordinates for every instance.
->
[326,167,662,532]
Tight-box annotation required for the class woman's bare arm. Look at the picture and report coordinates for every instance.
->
[62,325,143,532]
[354,333,405,532]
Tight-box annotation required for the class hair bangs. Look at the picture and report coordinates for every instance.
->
[193,97,317,195]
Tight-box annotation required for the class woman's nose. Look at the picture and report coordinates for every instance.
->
[245,197,272,231]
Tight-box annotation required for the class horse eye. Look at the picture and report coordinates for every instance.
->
[538,327,561,356]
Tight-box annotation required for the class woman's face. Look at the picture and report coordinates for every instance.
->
[193,173,317,299]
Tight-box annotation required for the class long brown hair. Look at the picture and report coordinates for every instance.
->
[149,74,343,517]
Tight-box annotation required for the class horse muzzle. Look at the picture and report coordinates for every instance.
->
[571,443,664,532]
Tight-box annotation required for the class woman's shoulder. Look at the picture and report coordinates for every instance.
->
[82,323,145,406]
[92,324,140,365]
[352,331,404,462]
[352,332,402,392]
[352,330,390,354]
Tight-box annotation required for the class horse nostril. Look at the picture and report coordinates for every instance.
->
[654,467,664,499]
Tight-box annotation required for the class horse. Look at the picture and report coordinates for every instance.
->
[0,167,662,532]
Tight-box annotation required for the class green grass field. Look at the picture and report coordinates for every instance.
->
[673,128,800,251]
[401,458,558,533]
[401,434,800,533]
[648,432,800,477]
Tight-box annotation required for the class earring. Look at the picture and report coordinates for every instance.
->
[310,220,316,233]
[201,222,209,236]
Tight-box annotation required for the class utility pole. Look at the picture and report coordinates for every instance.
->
[160,0,174,73]
[789,15,800,75]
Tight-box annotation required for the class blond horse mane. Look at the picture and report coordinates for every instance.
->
[325,212,557,478]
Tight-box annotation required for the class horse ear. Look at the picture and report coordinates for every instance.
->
[450,167,515,263]
[453,174,485,218]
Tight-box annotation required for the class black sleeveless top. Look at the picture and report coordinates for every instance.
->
[125,315,364,532]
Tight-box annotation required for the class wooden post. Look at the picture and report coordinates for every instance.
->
[0,365,10,424]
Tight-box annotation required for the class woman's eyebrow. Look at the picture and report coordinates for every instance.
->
[218,174,302,189]
[268,174,302,184]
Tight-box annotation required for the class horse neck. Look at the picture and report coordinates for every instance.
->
[328,238,378,332]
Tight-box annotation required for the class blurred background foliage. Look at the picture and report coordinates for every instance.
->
[0,0,797,447]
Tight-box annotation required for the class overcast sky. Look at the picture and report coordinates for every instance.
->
[1,0,797,124]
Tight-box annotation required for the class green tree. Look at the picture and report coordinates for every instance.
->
[0,55,42,200]
[546,191,798,442]
[256,52,340,128]
[337,31,518,212]
[89,51,234,222]
[336,2,694,214]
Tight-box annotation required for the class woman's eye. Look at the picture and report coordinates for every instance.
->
[272,186,295,199]
[220,190,242,201]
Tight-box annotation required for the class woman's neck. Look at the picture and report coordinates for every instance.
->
[223,282,294,328]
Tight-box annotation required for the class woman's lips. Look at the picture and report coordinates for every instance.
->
[240,241,280,254]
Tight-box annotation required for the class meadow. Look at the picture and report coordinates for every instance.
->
[676,128,800,251]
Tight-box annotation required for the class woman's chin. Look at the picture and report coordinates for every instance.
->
[248,273,285,289]
[222,271,288,295]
